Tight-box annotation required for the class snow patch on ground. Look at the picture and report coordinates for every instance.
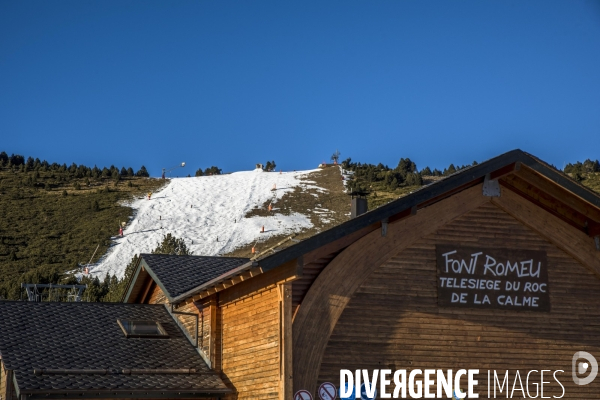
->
[340,166,354,191]
[89,168,319,279]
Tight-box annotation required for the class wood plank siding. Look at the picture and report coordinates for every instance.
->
[1,362,15,400]
[0,361,7,400]
[176,299,213,360]
[220,287,281,400]
[291,252,338,318]
[317,201,600,398]
[142,261,294,399]
[145,282,168,304]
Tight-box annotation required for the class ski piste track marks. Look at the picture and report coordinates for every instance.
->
[90,168,320,279]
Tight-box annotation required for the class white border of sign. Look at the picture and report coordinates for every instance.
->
[318,382,337,400]
[295,389,314,400]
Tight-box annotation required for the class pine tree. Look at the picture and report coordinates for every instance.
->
[136,166,150,177]
[152,233,193,255]
[395,158,417,176]
[444,164,457,176]
[204,166,222,175]
[195,168,204,177]
[10,154,25,166]
[406,172,423,186]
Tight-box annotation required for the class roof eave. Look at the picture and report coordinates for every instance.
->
[171,260,258,304]
[20,388,232,399]
[121,256,144,303]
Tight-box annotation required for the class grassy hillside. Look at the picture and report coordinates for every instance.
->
[580,173,600,193]
[0,157,164,299]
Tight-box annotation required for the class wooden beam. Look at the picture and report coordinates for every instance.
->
[138,276,154,304]
[238,272,252,281]
[220,281,233,289]
[500,174,589,232]
[6,370,13,400]
[220,258,302,306]
[279,283,293,400]
[516,164,600,220]
[489,162,519,180]
[230,276,243,285]
[491,188,600,277]
[591,221,600,237]
[302,224,378,265]
[416,179,482,209]
[388,205,417,224]
[292,184,490,395]
[209,297,218,370]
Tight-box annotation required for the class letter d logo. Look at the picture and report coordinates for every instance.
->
[572,351,598,385]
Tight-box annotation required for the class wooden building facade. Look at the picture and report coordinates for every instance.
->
[124,150,600,399]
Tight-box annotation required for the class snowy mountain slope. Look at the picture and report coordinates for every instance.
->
[90,168,321,279]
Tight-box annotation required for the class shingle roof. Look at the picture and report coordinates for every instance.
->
[0,301,230,397]
[139,254,250,300]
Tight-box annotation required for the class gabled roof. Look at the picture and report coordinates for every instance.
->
[125,254,251,303]
[0,301,230,398]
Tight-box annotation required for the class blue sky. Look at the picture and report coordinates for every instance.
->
[1,1,599,176]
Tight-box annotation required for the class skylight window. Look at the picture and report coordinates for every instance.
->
[117,319,169,338]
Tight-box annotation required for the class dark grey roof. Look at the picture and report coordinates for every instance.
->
[138,254,250,301]
[0,301,230,397]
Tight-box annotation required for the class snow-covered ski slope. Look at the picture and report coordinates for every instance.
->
[92,168,322,279]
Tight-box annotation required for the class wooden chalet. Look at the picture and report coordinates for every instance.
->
[122,149,600,399]
[121,150,600,399]
[4,149,598,400]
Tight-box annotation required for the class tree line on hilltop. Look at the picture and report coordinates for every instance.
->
[0,151,150,181]
[195,166,223,176]
[341,157,478,193]
[342,154,600,199]
[564,159,600,182]
[194,160,276,176]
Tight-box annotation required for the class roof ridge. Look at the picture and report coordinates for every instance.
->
[141,253,250,260]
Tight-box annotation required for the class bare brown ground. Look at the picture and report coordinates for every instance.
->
[224,165,351,259]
